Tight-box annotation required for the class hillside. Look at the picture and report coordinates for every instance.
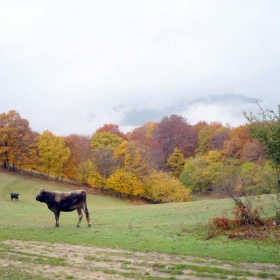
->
[0,169,279,263]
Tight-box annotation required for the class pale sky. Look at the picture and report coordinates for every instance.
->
[0,1,279,136]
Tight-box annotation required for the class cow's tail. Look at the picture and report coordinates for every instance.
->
[83,191,91,227]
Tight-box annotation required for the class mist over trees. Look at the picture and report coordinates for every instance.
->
[0,107,279,204]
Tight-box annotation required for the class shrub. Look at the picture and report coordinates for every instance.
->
[211,215,232,231]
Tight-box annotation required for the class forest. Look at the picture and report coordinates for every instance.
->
[0,106,279,205]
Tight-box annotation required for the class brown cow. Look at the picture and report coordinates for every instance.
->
[36,188,91,227]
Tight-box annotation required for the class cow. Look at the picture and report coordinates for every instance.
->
[36,188,91,228]
[11,193,19,201]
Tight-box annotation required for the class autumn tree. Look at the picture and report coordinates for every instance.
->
[90,132,124,149]
[38,130,71,180]
[195,125,213,155]
[222,125,253,159]
[95,124,126,139]
[240,139,265,163]
[229,125,252,147]
[106,169,144,197]
[143,170,191,203]
[0,110,37,170]
[104,141,151,197]
[180,153,223,194]
[90,132,125,180]
[212,126,230,150]
[130,122,164,169]
[92,147,118,180]
[64,134,92,180]
[114,141,151,177]
[192,121,208,139]
[76,160,103,188]
[153,115,196,169]
[196,122,225,155]
[167,147,185,178]
[222,137,242,158]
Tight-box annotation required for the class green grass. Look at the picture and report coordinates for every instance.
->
[0,265,52,280]
[0,169,279,266]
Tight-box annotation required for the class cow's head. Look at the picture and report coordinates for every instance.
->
[36,188,46,202]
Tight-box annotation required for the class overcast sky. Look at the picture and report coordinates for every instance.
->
[0,1,279,136]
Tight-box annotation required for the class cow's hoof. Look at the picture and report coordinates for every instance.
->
[88,224,91,227]
[76,225,80,228]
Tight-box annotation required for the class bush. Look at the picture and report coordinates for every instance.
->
[211,215,232,231]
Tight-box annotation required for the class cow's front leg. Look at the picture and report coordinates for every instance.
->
[54,211,60,227]
[76,208,83,227]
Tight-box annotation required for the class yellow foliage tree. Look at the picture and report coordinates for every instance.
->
[167,147,185,178]
[106,169,144,196]
[114,141,150,177]
[76,160,103,189]
[144,170,191,203]
[204,150,223,164]
[90,132,124,149]
[38,130,70,180]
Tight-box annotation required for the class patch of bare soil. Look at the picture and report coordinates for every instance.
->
[1,240,280,280]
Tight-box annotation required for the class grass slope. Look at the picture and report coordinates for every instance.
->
[0,169,279,265]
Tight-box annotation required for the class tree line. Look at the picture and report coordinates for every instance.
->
[0,107,279,204]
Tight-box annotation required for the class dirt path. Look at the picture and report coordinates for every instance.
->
[1,240,280,280]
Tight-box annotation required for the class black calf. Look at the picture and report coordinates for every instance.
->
[11,193,19,201]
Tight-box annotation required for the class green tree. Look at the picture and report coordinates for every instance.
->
[244,104,280,183]
[217,163,265,225]
[254,162,277,194]
[167,147,185,178]
[244,104,280,221]
[180,153,223,194]
[179,156,208,193]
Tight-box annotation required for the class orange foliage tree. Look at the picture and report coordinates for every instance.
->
[0,110,37,170]
[105,141,151,196]
[95,124,126,139]
[64,134,92,180]
[129,122,164,169]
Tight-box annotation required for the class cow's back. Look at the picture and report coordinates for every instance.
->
[56,190,87,212]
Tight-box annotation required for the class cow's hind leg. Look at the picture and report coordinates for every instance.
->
[76,208,83,227]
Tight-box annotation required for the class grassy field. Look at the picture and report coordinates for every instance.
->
[0,169,280,279]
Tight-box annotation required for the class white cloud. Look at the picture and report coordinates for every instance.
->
[0,1,279,135]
